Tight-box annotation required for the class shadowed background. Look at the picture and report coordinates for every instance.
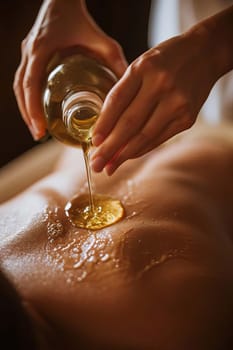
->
[0,0,151,168]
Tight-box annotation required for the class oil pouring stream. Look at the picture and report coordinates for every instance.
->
[43,52,125,230]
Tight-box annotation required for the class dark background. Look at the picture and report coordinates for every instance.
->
[0,0,152,168]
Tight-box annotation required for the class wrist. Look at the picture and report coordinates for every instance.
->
[187,6,233,82]
[185,7,233,83]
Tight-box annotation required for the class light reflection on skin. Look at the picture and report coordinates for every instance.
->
[44,200,191,286]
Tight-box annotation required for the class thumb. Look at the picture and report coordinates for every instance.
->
[113,54,128,77]
[98,39,128,77]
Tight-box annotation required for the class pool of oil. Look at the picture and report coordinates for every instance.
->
[65,194,125,230]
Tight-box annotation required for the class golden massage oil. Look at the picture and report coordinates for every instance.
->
[43,50,125,229]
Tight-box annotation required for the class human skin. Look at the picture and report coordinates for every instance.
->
[13,1,233,174]
[0,123,233,349]
[91,5,233,175]
[13,0,128,140]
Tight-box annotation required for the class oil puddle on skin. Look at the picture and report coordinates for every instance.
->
[42,179,142,286]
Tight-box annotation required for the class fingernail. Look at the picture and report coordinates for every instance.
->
[30,119,43,140]
[105,164,115,176]
[28,124,39,140]
[38,129,51,143]
[92,133,104,147]
[91,156,105,172]
[117,60,128,75]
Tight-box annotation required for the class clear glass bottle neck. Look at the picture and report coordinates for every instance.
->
[62,91,103,142]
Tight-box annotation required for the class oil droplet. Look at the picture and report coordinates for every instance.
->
[73,260,84,269]
[126,211,138,219]
[77,271,87,282]
[87,255,97,263]
[100,253,109,262]
[122,180,134,202]
[65,193,124,230]
[43,206,65,243]
[66,277,72,284]
[46,228,116,283]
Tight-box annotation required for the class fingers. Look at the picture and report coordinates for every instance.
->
[13,45,48,140]
[105,113,193,175]
[91,76,160,172]
[126,91,189,155]
[23,55,47,139]
[92,66,143,146]
[100,38,129,78]
[13,54,30,128]
[91,89,193,175]
[91,65,168,156]
[91,57,173,169]
[101,39,128,78]
[84,14,128,78]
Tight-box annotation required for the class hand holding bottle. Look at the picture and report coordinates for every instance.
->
[91,6,233,175]
[13,0,128,140]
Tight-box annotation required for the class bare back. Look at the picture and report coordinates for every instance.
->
[1,124,233,350]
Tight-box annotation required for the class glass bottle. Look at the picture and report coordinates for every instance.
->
[43,51,117,146]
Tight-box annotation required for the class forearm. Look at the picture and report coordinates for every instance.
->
[185,5,233,81]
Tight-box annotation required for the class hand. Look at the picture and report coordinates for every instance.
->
[91,29,218,175]
[13,0,128,140]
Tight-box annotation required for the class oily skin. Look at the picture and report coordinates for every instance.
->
[0,125,233,349]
